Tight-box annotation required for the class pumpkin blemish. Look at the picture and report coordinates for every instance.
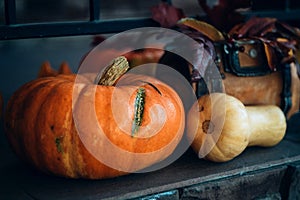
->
[141,81,161,95]
[199,105,204,112]
[202,120,214,134]
[131,87,145,137]
[55,136,63,153]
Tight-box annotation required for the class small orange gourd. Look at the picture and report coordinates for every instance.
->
[187,93,287,162]
[4,57,185,179]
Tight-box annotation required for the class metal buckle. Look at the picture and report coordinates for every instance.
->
[214,39,272,77]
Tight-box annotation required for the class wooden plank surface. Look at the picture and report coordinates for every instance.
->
[0,113,299,200]
[180,166,287,200]
[0,135,300,200]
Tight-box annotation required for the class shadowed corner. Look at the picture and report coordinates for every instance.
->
[286,111,300,142]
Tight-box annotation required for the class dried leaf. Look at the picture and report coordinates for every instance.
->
[198,0,251,31]
[229,17,275,37]
[151,2,185,28]
[229,17,300,76]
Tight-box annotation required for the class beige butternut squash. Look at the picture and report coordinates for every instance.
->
[187,93,287,162]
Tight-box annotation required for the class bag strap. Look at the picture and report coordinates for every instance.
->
[281,63,292,116]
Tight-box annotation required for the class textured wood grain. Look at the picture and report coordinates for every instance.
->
[1,137,300,200]
[1,114,299,199]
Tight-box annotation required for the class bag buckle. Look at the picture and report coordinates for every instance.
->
[215,39,272,77]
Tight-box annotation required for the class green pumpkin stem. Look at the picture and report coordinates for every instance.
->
[95,56,130,86]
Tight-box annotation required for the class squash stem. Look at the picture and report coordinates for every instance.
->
[95,56,130,86]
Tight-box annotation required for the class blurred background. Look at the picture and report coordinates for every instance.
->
[1,0,300,102]
[0,0,300,123]
[1,0,300,24]
[0,0,204,105]
[0,0,204,23]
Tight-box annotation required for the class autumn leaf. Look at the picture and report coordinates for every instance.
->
[151,2,185,28]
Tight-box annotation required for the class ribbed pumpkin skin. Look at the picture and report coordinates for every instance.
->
[5,74,184,179]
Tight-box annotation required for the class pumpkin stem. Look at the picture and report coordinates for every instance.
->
[38,61,58,78]
[95,56,130,86]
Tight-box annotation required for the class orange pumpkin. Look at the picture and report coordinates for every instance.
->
[4,57,185,179]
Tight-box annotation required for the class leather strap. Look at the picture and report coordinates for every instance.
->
[281,63,292,116]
